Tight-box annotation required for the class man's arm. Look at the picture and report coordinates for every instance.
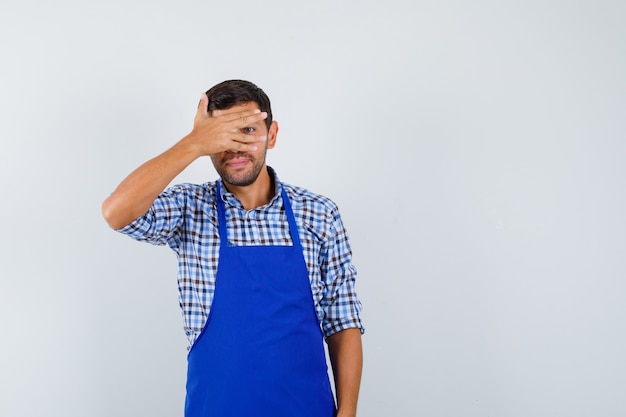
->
[101,93,267,229]
[327,328,363,417]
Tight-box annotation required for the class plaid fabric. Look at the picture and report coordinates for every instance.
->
[118,168,364,349]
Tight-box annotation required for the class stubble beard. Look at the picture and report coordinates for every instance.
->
[213,151,267,187]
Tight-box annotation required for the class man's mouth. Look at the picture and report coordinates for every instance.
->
[225,156,251,168]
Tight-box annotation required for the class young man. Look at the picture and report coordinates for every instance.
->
[102,80,364,417]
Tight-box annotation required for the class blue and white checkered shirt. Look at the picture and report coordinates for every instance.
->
[118,168,364,349]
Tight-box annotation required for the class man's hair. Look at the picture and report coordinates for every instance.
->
[205,80,273,130]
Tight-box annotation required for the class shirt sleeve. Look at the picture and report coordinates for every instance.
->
[320,205,364,338]
[116,184,190,250]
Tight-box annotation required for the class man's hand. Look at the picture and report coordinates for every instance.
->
[186,93,268,156]
[102,93,269,230]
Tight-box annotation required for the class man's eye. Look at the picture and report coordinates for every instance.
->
[242,127,255,134]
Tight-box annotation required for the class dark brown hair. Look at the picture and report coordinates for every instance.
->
[205,80,273,130]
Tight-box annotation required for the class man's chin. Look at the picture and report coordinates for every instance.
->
[224,177,256,187]
[221,169,259,187]
[215,160,265,187]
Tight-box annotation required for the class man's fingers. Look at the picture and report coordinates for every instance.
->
[241,111,267,127]
[234,143,259,152]
[240,134,267,143]
[223,110,267,126]
[206,107,267,126]
[234,138,266,152]
[225,134,266,152]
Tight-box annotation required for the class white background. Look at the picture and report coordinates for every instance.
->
[1,1,625,416]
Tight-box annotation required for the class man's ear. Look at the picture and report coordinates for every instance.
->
[267,121,279,149]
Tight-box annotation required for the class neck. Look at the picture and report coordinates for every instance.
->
[223,166,274,210]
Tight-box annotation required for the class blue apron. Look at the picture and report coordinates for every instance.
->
[184,181,336,417]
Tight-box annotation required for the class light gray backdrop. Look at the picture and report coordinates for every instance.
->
[1,1,625,416]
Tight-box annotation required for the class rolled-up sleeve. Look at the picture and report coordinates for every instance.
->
[116,185,189,249]
[320,207,364,338]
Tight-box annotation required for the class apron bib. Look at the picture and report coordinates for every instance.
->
[184,182,335,417]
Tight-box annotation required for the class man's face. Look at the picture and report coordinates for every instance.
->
[210,101,277,187]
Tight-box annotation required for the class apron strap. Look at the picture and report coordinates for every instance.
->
[216,180,302,249]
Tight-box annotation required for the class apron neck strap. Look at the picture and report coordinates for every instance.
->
[216,180,302,248]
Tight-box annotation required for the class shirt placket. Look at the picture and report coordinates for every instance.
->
[244,209,260,245]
